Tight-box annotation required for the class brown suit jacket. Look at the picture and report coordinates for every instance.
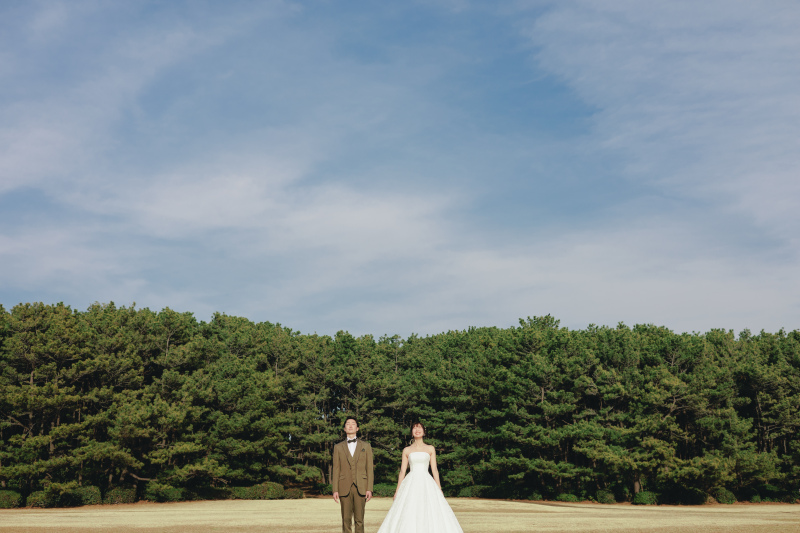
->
[332,439,374,497]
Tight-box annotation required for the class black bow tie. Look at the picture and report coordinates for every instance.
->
[347,438,357,444]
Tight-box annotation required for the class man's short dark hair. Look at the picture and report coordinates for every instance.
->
[343,416,359,429]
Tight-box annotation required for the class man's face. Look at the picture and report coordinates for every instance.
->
[344,419,358,436]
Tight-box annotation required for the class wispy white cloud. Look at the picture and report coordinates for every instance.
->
[527,1,800,243]
[2,1,798,336]
[27,0,76,43]
[0,1,286,193]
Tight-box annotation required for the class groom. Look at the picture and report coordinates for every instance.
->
[332,416,374,533]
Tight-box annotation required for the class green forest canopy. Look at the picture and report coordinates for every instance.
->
[1,302,798,503]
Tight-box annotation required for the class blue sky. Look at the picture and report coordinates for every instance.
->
[1,1,798,336]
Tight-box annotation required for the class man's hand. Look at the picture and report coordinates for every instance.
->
[333,491,339,503]
[365,490,372,502]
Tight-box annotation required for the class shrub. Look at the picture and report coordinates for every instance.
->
[26,487,82,508]
[750,494,761,503]
[757,484,783,501]
[527,491,544,501]
[457,485,490,498]
[28,482,106,508]
[232,486,255,499]
[74,486,102,506]
[316,483,333,495]
[214,486,236,500]
[372,483,396,497]
[284,488,304,499]
[57,492,84,507]
[257,481,285,500]
[103,487,136,504]
[189,486,233,501]
[442,486,459,497]
[658,484,703,505]
[596,489,616,504]
[713,488,736,504]
[27,491,49,508]
[683,488,708,506]
[632,491,658,505]
[556,493,579,502]
[232,481,285,500]
[144,481,185,503]
[0,490,22,509]
[26,483,81,507]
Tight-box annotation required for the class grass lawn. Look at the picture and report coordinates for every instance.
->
[1,497,799,532]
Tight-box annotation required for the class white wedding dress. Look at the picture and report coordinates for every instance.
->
[376,451,464,533]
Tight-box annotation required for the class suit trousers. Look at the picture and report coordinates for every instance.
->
[340,483,366,533]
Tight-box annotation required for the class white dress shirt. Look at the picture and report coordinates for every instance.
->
[347,437,358,456]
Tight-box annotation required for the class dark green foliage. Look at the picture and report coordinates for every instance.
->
[457,485,490,498]
[191,486,234,500]
[259,481,285,500]
[528,491,543,501]
[26,491,49,508]
[556,493,579,502]
[74,486,102,505]
[658,483,707,505]
[0,490,22,508]
[632,491,658,505]
[144,481,185,502]
[755,484,785,502]
[283,488,303,499]
[1,303,799,506]
[103,487,136,504]
[681,488,708,506]
[231,486,254,499]
[596,489,615,504]
[740,482,796,503]
[315,483,333,495]
[713,487,737,504]
[232,481,285,500]
[26,483,88,508]
[372,483,396,497]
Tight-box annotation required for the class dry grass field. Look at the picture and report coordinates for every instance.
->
[1,497,799,533]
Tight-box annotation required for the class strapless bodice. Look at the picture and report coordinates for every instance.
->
[408,451,430,473]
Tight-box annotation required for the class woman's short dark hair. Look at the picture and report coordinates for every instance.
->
[410,421,426,436]
[343,416,359,429]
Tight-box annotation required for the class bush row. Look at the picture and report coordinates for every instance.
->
[629,485,800,505]
[485,484,798,505]
[4,482,795,508]
[0,481,303,508]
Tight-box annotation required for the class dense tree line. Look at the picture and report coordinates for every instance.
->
[1,302,798,505]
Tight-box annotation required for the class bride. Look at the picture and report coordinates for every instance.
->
[376,422,463,533]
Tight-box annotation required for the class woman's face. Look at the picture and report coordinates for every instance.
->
[411,424,425,438]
